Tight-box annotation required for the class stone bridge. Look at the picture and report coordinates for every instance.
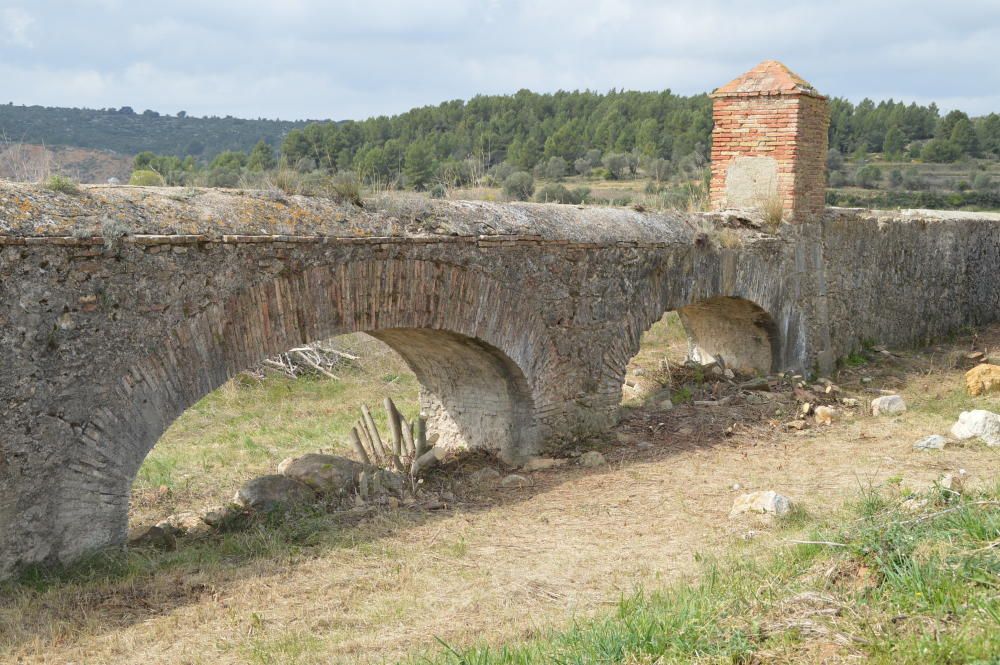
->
[2,61,999,577]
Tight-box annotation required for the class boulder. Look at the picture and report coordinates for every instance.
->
[521,456,567,472]
[234,474,315,511]
[730,490,792,518]
[500,474,531,488]
[871,395,906,416]
[279,453,364,496]
[579,451,607,467]
[912,434,948,451]
[950,410,1000,446]
[964,364,1000,397]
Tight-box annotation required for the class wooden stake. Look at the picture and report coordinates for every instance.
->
[349,426,372,466]
[400,417,416,458]
[384,397,404,458]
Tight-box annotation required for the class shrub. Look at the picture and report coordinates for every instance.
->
[889,169,904,188]
[44,174,80,194]
[502,171,534,201]
[534,184,589,204]
[429,183,447,199]
[128,170,165,186]
[921,138,962,163]
[543,156,568,180]
[855,164,882,189]
[972,173,994,192]
[329,172,363,206]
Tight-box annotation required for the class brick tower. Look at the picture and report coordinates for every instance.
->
[709,60,829,222]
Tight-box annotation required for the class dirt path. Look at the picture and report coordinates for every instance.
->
[3,330,999,664]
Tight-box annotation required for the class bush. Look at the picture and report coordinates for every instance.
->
[429,183,447,199]
[902,167,924,191]
[855,164,882,189]
[329,172,363,206]
[534,184,589,204]
[921,139,962,163]
[502,171,534,201]
[43,174,80,194]
[129,170,165,186]
[889,169,904,188]
[543,156,568,180]
[972,173,994,191]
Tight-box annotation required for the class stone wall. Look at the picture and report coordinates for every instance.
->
[1,180,999,577]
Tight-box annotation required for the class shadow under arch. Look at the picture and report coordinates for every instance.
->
[50,258,554,564]
[676,296,780,374]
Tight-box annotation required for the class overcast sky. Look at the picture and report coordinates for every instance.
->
[1,0,998,121]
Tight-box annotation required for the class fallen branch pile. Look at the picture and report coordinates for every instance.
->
[351,397,444,480]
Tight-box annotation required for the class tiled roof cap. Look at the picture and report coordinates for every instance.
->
[711,60,825,99]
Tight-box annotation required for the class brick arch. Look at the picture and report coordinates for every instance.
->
[47,258,557,564]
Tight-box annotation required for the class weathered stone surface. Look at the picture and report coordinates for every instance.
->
[279,453,364,496]
[913,435,948,451]
[200,504,243,529]
[950,410,1000,446]
[871,395,906,416]
[965,364,1000,396]
[234,475,316,511]
[814,405,835,426]
[579,451,607,467]
[2,181,1000,578]
[730,490,792,518]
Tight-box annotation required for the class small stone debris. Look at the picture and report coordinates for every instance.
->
[913,434,948,451]
[950,410,1000,446]
[579,451,607,467]
[840,397,859,407]
[659,398,674,410]
[939,469,970,494]
[521,456,568,472]
[500,473,531,488]
[730,490,792,518]
[814,405,835,426]
[784,419,808,431]
[871,394,906,416]
[201,504,242,528]
[723,368,735,379]
[157,511,211,537]
[636,441,654,450]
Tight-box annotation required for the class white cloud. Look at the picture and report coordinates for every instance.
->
[0,0,996,118]
[1,7,34,47]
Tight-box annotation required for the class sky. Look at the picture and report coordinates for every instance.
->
[1,0,998,121]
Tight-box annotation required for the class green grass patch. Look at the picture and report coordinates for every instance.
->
[409,483,1000,664]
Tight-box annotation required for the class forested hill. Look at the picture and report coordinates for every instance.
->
[0,103,311,157]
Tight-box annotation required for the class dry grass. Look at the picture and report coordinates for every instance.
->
[2,323,999,665]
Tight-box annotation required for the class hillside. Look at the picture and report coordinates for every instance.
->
[0,103,311,159]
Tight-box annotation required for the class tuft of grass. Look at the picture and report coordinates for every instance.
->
[43,174,80,195]
[757,189,785,232]
[410,483,1000,665]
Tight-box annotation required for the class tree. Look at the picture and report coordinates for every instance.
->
[950,119,979,157]
[882,126,906,160]
[921,139,962,163]
[889,169,904,188]
[502,171,534,200]
[602,152,628,179]
[543,156,568,180]
[826,149,844,171]
[403,142,433,190]
[247,140,277,171]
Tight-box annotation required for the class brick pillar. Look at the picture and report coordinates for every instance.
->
[709,61,829,222]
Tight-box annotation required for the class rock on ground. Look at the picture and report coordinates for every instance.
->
[157,511,212,537]
[127,524,177,550]
[730,490,793,518]
[814,405,835,426]
[469,467,502,484]
[579,451,607,467]
[279,453,364,496]
[965,364,1000,396]
[950,410,1000,446]
[521,457,568,472]
[500,474,531,488]
[871,394,906,416]
[201,504,242,528]
[234,475,316,511]
[913,434,949,451]
[357,467,406,500]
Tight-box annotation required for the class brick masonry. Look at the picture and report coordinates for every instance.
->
[710,61,830,221]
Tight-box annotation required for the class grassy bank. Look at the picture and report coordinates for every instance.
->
[411,483,1000,665]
